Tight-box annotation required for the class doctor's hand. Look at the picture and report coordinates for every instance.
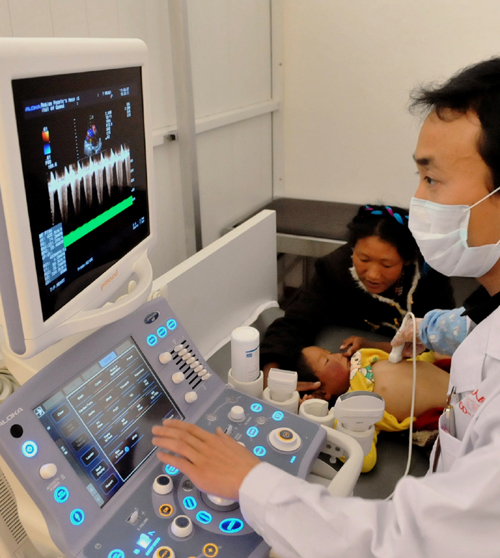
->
[390,317,425,357]
[152,420,260,500]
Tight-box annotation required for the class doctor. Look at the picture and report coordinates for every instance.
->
[152,58,500,557]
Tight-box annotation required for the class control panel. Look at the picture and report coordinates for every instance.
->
[0,298,325,558]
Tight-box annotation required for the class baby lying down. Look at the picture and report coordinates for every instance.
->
[297,346,450,472]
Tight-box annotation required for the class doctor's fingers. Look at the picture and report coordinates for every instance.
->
[154,419,212,447]
[152,422,210,458]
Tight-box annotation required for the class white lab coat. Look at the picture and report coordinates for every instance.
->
[239,305,500,558]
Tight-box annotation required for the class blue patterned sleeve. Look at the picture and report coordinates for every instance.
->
[419,308,469,355]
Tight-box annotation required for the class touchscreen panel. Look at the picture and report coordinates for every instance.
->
[34,338,183,507]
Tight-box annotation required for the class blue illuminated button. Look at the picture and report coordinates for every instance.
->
[166,319,177,331]
[157,326,168,338]
[70,508,85,526]
[54,486,69,503]
[219,518,244,534]
[21,441,38,458]
[250,403,263,413]
[272,411,284,422]
[246,426,259,438]
[108,550,125,558]
[164,465,180,476]
[147,334,158,347]
[183,496,197,510]
[196,510,213,525]
[137,533,152,549]
[253,446,266,457]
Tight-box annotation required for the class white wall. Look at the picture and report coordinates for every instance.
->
[281,1,500,208]
[0,0,275,278]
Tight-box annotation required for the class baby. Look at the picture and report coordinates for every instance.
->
[297,346,450,471]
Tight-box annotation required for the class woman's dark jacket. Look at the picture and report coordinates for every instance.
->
[260,244,455,371]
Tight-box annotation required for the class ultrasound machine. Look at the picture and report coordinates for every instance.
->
[0,38,363,558]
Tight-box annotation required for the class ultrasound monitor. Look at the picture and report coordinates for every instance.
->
[0,38,156,361]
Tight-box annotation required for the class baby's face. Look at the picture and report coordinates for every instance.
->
[301,346,351,399]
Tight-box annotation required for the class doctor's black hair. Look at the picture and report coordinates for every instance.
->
[347,204,420,264]
[410,57,500,192]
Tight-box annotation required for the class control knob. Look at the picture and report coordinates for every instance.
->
[153,474,173,495]
[39,463,57,480]
[269,427,301,452]
[228,405,245,422]
[171,515,193,538]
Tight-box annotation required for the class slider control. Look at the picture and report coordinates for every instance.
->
[172,372,185,385]
[159,352,173,365]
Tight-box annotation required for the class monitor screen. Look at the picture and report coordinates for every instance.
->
[33,337,183,507]
[12,67,150,322]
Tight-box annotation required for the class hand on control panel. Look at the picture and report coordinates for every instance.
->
[152,420,260,500]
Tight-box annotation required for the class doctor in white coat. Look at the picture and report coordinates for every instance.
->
[152,58,500,557]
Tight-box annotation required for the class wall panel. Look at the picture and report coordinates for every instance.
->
[50,0,88,37]
[9,0,53,36]
[197,114,273,245]
[0,0,12,36]
[283,1,500,208]
[85,0,120,38]
[188,0,271,118]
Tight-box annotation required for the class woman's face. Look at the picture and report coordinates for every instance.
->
[352,236,406,294]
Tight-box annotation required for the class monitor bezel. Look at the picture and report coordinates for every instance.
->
[0,38,157,357]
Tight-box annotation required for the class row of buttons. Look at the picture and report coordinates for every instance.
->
[146,319,178,347]
[111,542,220,558]
[182,496,244,533]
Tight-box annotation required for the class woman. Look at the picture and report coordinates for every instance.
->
[260,204,455,377]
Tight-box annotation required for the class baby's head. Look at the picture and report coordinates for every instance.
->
[297,346,351,401]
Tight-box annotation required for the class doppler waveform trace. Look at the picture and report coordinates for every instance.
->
[47,144,132,231]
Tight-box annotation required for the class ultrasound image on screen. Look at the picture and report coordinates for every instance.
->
[34,338,183,507]
[12,67,150,321]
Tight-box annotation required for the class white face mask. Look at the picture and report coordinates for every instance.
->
[409,187,500,278]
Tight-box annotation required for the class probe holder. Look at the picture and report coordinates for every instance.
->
[227,368,264,399]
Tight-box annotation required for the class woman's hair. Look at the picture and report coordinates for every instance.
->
[347,204,420,263]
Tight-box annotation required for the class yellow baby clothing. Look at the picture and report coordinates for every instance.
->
[348,348,435,472]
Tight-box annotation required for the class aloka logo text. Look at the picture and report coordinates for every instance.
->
[0,407,23,426]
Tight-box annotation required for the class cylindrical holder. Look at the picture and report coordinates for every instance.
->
[335,422,375,457]
[230,326,260,382]
[263,387,299,414]
[228,369,264,399]
[299,399,335,428]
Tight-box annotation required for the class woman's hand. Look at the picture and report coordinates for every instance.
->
[152,420,260,500]
[339,335,368,357]
[340,337,393,357]
[299,390,330,406]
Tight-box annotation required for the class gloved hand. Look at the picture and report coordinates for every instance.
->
[390,317,426,357]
